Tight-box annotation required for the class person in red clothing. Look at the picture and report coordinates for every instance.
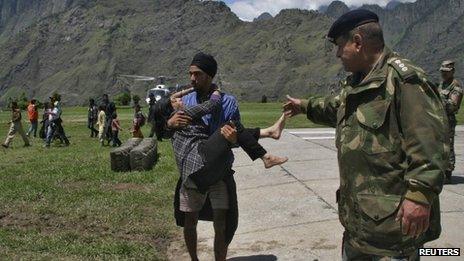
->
[131,104,145,138]
[26,99,39,138]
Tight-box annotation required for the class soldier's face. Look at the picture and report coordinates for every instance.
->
[335,36,362,73]
[441,70,454,81]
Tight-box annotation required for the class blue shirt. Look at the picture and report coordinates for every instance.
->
[182,91,241,135]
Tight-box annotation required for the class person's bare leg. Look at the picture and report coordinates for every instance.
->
[260,113,287,139]
[171,87,195,99]
[213,209,228,261]
[184,212,200,261]
[261,153,288,169]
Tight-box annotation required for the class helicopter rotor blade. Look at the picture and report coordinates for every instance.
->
[119,75,156,81]
[134,78,156,82]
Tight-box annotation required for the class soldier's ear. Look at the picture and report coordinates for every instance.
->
[352,33,363,52]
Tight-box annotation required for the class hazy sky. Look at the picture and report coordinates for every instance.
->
[219,0,417,21]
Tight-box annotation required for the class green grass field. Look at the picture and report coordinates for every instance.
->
[1,101,463,259]
[0,102,315,260]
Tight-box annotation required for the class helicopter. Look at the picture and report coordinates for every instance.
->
[117,75,181,104]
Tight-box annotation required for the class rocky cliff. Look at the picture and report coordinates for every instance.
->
[0,0,462,105]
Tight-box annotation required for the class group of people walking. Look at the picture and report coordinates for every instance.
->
[87,94,149,147]
[2,94,69,148]
[87,94,122,147]
[1,92,166,149]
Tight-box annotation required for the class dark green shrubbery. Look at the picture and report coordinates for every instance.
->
[114,92,131,106]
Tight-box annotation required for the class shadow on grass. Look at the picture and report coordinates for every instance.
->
[228,255,277,261]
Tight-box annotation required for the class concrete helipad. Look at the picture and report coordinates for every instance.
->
[169,127,464,260]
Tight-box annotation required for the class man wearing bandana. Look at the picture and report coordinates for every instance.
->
[168,53,240,261]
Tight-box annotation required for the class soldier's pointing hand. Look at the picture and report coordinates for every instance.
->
[283,95,303,117]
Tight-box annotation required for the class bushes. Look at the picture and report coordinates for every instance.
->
[4,92,43,110]
[114,92,131,106]
[132,95,141,105]
[102,92,141,107]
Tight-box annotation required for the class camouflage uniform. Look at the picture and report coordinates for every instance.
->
[439,78,463,177]
[300,47,449,257]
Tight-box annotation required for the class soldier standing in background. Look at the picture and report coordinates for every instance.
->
[439,60,463,183]
[284,10,449,260]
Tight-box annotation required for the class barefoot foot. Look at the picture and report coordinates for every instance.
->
[262,154,288,169]
[262,114,287,140]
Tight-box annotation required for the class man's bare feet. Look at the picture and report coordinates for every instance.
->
[260,114,287,140]
[262,153,288,169]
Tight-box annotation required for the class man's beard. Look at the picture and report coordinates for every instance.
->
[191,82,203,90]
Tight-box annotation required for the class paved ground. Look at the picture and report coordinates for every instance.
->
[169,127,464,261]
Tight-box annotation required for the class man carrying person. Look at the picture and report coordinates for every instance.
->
[438,60,463,183]
[166,54,286,260]
[167,53,241,261]
[284,10,449,260]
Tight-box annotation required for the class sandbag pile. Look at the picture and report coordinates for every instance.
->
[110,138,143,172]
[130,138,158,171]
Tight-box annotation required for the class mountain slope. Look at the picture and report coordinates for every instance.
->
[0,0,462,105]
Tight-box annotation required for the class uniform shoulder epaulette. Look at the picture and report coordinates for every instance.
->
[340,79,348,88]
[387,57,426,82]
[452,80,463,94]
[452,79,463,88]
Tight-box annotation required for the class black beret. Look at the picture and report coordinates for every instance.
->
[190,52,218,78]
[327,9,379,44]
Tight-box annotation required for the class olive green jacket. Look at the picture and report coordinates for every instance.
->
[439,79,463,117]
[301,47,449,256]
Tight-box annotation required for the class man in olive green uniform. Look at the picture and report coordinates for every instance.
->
[284,10,449,260]
[438,60,463,183]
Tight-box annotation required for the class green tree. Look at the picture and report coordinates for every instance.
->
[17,92,29,110]
[114,92,131,106]
[132,95,141,106]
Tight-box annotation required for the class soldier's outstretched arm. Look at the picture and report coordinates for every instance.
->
[284,94,341,128]
[397,77,449,205]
